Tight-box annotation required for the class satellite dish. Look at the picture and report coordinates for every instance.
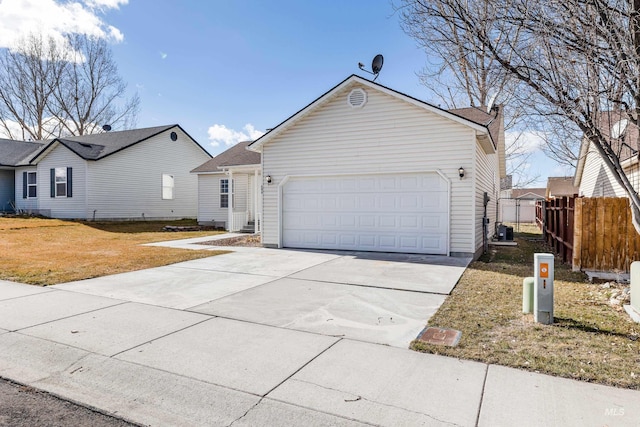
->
[372,54,384,75]
[358,54,384,81]
[487,93,498,113]
[102,124,111,132]
[611,119,628,139]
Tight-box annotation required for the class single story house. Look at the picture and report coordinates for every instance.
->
[574,112,639,197]
[0,124,211,220]
[244,74,506,258]
[191,141,261,232]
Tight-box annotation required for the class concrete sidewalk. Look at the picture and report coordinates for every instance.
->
[0,246,639,425]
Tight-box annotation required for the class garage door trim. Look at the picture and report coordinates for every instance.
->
[277,170,450,254]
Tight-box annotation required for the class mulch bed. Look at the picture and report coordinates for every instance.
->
[197,234,262,247]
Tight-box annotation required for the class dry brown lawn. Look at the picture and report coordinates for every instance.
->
[0,217,227,286]
[412,226,640,390]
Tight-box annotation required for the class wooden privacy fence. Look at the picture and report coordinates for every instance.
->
[537,197,574,264]
[573,197,640,272]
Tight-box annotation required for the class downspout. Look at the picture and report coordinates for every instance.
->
[228,169,233,231]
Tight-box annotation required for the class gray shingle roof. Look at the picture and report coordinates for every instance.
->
[40,125,178,161]
[191,141,260,173]
[0,139,45,166]
[449,106,502,147]
[546,176,578,198]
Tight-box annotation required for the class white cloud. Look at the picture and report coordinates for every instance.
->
[85,0,128,9]
[208,123,264,148]
[160,51,168,59]
[0,0,127,49]
[505,130,546,154]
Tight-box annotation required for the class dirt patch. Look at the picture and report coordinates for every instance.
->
[197,234,262,247]
[0,377,134,426]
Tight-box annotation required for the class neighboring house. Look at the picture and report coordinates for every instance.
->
[574,112,639,197]
[247,74,506,257]
[191,141,261,232]
[0,125,211,220]
[0,139,44,212]
[500,187,546,223]
[546,176,578,199]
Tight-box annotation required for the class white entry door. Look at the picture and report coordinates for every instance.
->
[281,173,449,254]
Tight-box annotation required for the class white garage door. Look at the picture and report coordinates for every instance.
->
[282,173,449,254]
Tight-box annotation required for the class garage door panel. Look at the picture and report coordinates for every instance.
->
[282,173,449,254]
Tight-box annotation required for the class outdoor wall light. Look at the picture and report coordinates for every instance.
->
[265,175,272,185]
[458,167,465,179]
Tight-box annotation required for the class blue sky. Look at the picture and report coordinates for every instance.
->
[0,0,573,185]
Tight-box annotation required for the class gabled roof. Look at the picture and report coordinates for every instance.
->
[574,110,639,187]
[546,176,578,198]
[511,188,546,199]
[191,141,260,173]
[248,74,494,153]
[30,124,209,163]
[0,139,45,167]
[449,106,501,151]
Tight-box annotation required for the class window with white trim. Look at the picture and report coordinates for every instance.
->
[55,167,67,197]
[220,178,234,208]
[220,179,229,208]
[27,171,37,198]
[162,174,174,199]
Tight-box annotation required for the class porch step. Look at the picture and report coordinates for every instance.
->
[239,221,255,233]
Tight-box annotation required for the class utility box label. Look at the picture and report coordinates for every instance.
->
[534,254,554,324]
[540,263,549,278]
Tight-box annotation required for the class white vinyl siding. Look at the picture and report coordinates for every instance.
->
[261,84,477,255]
[36,146,86,219]
[85,128,210,220]
[474,141,500,255]
[197,173,226,225]
[196,172,257,228]
[578,142,626,197]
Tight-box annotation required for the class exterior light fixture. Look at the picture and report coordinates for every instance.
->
[265,175,272,185]
[458,167,465,179]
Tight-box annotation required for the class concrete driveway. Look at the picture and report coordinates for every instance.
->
[53,247,470,348]
[1,239,639,426]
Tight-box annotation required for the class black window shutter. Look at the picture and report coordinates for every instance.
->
[50,168,55,197]
[22,172,27,198]
[66,167,72,198]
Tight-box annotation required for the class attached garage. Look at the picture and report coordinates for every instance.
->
[248,75,505,258]
[281,172,449,254]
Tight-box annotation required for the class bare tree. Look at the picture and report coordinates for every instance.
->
[397,0,540,187]
[0,32,138,140]
[51,34,139,135]
[0,34,65,140]
[398,0,640,232]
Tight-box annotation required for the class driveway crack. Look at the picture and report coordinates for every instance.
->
[287,378,464,427]
[226,398,262,427]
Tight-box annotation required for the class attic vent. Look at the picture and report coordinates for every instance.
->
[347,88,367,108]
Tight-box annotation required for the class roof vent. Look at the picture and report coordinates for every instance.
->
[347,88,367,108]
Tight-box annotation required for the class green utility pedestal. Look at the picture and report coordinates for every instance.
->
[523,277,534,314]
